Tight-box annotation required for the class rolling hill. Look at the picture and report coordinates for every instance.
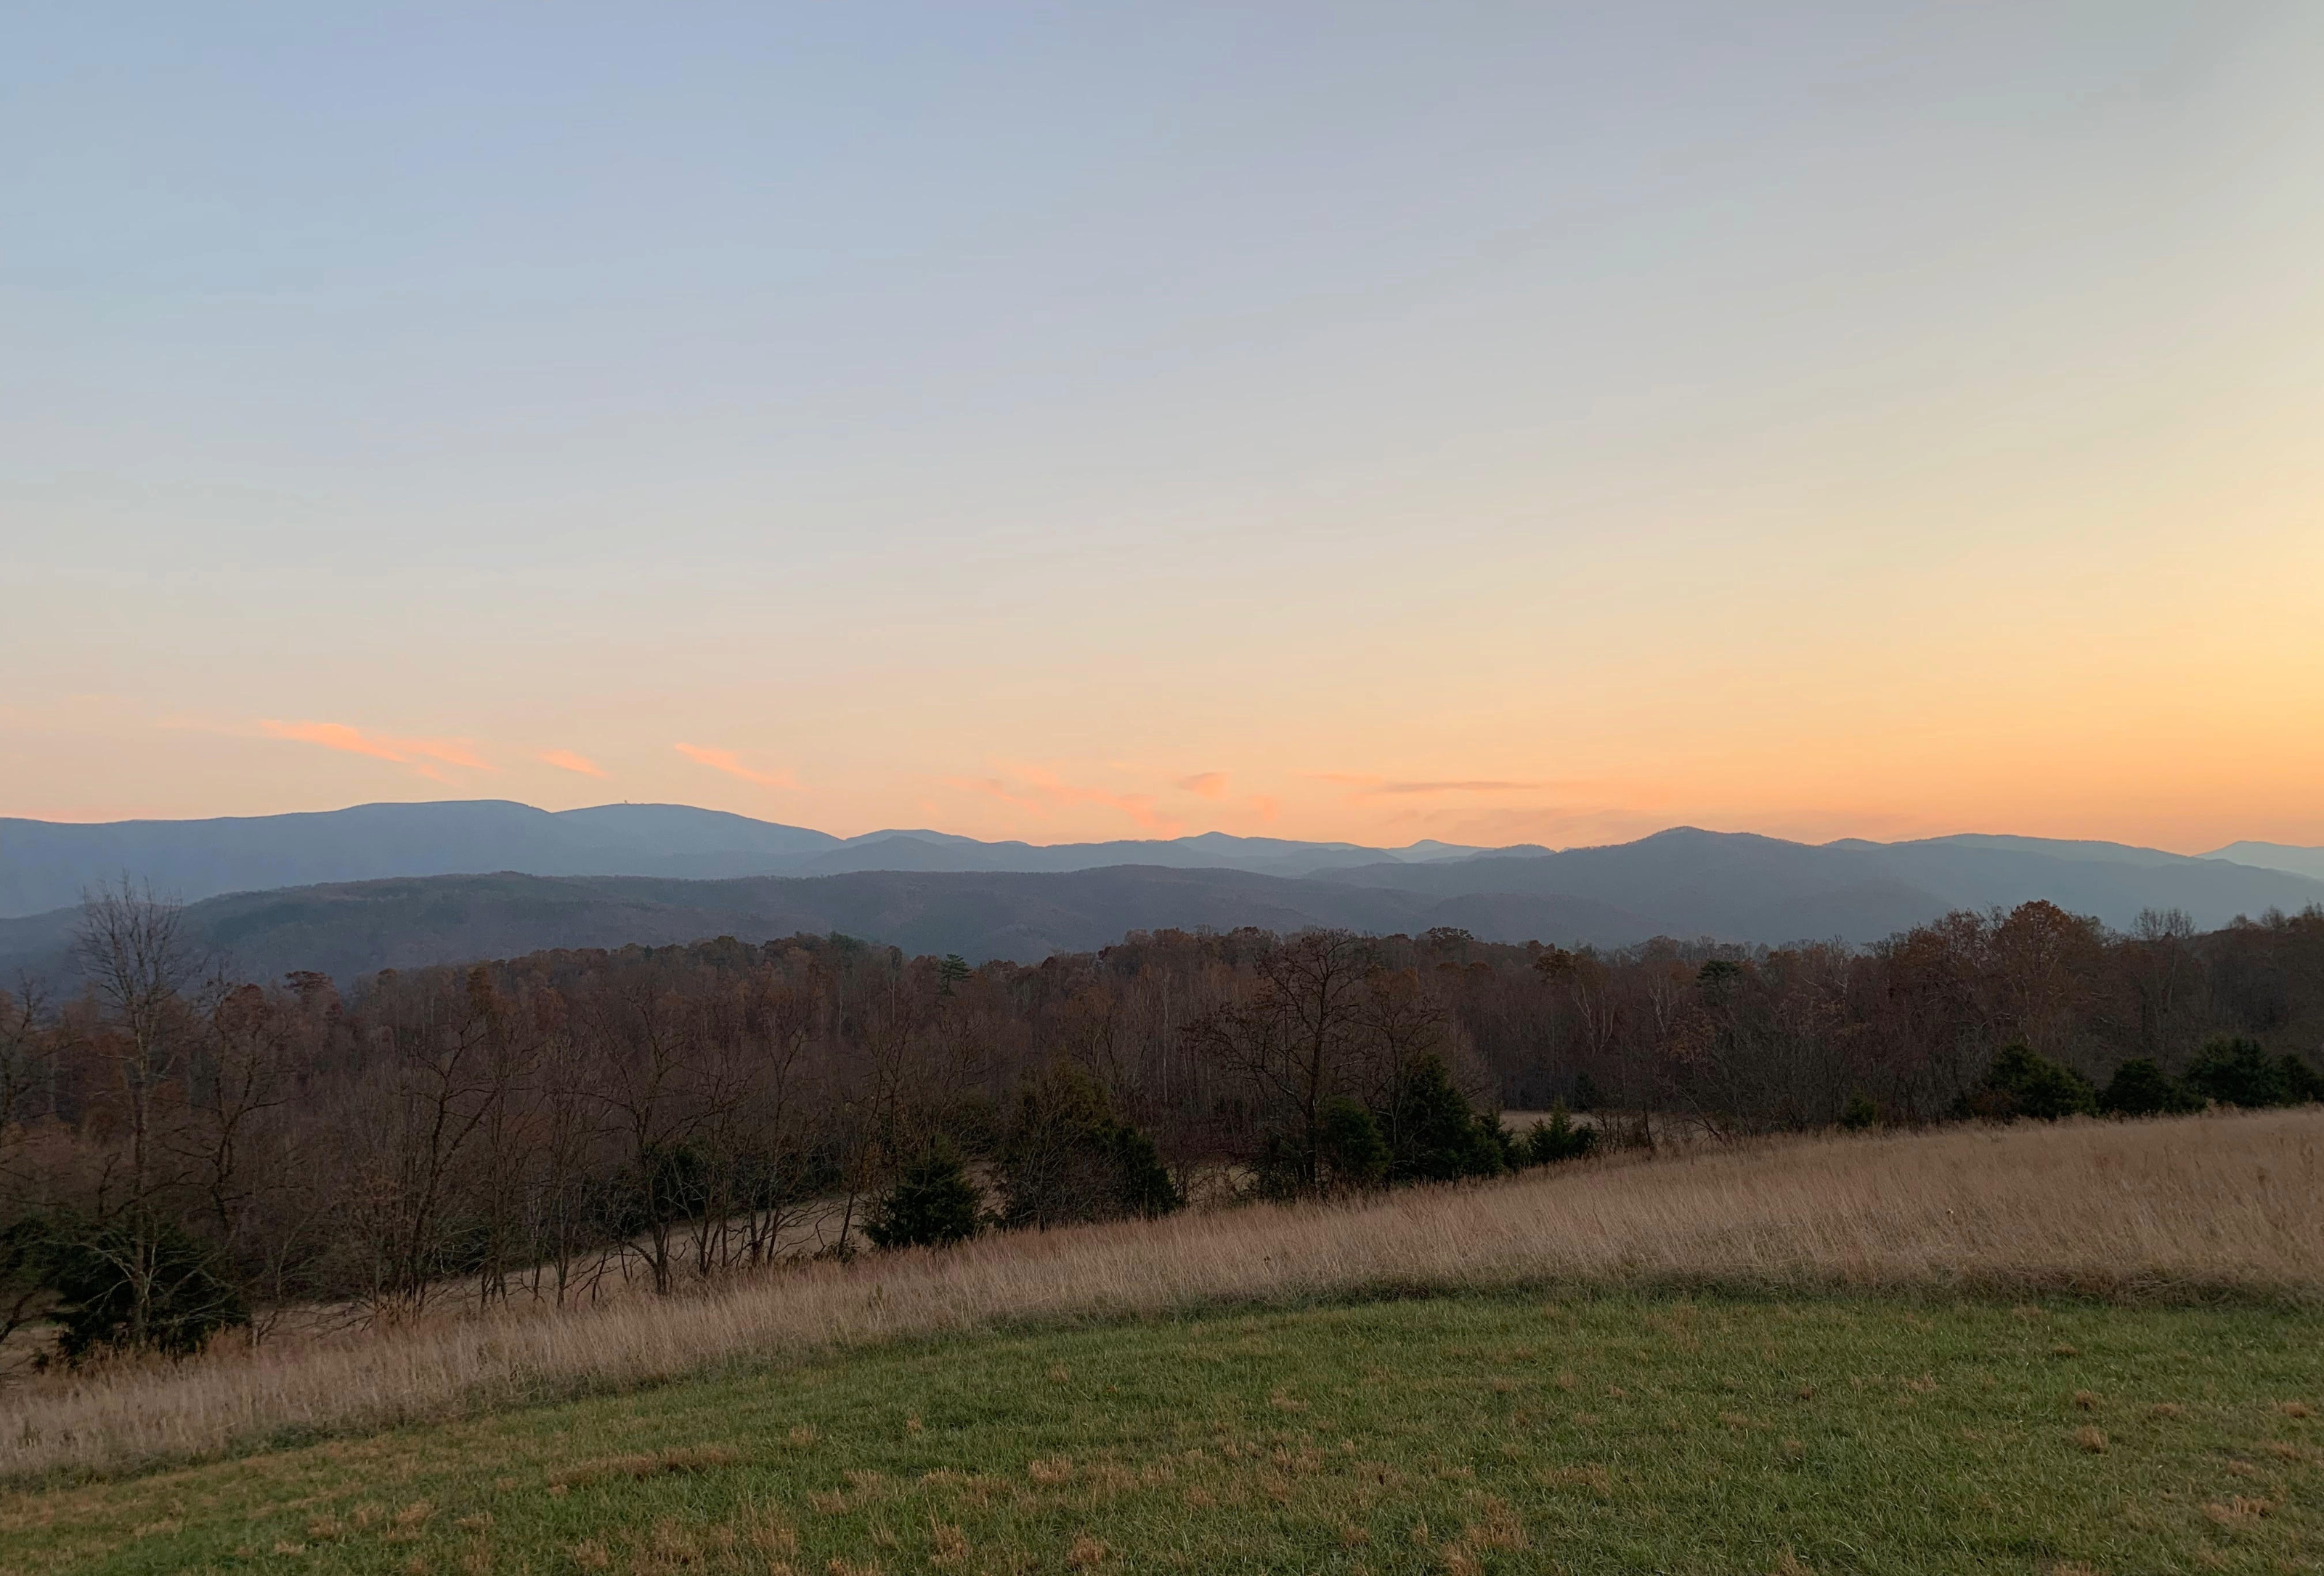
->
[0,802,1481,918]
[1315,827,2324,935]
[2207,840,2324,881]
[0,866,1655,987]
[4,820,2321,988]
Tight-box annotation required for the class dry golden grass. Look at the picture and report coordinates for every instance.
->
[6,1107,2320,1483]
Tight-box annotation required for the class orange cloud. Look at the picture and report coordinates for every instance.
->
[538,748,608,779]
[675,742,798,789]
[1177,771,1230,799]
[946,764,1184,836]
[1313,773,1551,800]
[1248,794,1280,823]
[260,720,491,773]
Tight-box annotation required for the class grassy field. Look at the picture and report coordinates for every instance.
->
[5,1111,2320,1572]
[4,1291,2319,1576]
[9,1110,2319,1486]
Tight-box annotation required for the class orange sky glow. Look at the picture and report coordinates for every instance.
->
[6,7,2321,855]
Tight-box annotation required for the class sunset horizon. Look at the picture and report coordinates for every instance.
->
[7,781,2310,864]
[7,15,2323,1567]
[11,7,2321,860]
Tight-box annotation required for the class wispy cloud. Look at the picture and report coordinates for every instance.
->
[260,720,492,776]
[1312,773,1550,800]
[675,742,798,789]
[1377,779,1550,795]
[1176,771,1231,800]
[1248,793,1280,823]
[946,763,1184,836]
[538,748,608,779]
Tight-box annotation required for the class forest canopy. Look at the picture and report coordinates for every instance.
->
[3,890,2320,1366]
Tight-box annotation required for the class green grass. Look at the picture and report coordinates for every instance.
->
[4,1293,2319,1575]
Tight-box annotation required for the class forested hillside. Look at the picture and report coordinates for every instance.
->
[4,890,2318,1362]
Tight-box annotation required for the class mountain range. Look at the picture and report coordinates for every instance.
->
[0,800,1482,919]
[2,803,2321,988]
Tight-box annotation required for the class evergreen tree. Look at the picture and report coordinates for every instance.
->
[1106,1124,1183,1218]
[1524,1102,1598,1165]
[863,1144,983,1250]
[2280,1053,2324,1105]
[1975,1044,2098,1121]
[998,1063,1182,1228]
[2185,1036,2290,1108]
[1381,1055,1506,1182]
[1318,1096,1389,1187]
[2098,1057,2198,1116]
[22,1211,249,1361]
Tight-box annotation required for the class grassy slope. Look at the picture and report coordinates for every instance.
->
[6,1293,2318,1576]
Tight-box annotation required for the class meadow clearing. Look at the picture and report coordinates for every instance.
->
[2,1108,2319,1572]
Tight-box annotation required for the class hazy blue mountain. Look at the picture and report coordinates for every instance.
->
[0,801,840,917]
[1318,827,2324,933]
[9,808,2322,981]
[1839,832,2194,868]
[7,824,2320,989]
[0,803,1484,917]
[792,830,1434,880]
[2205,842,2324,882]
[0,866,1652,987]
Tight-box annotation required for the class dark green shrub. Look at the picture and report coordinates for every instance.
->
[1477,1110,1521,1171]
[2184,1036,2288,1108]
[2098,1057,2198,1117]
[1523,1103,1598,1165]
[998,1063,1182,1228]
[24,1212,248,1362]
[0,1217,60,1346]
[1249,1130,1311,1200]
[2281,1053,2324,1105]
[1975,1044,2097,1121]
[864,1143,984,1249]
[1105,1124,1183,1219]
[1381,1055,1506,1183]
[1840,1092,1878,1131]
[1318,1095,1389,1187]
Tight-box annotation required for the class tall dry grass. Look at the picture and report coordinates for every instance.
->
[5,1108,2319,1483]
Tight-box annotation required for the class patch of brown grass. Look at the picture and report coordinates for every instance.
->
[1460,1495,1527,1551]
[547,1444,742,1488]
[2202,1495,2274,1528]
[1540,1463,1613,1496]
[5,1108,2320,1483]
[927,1519,969,1568]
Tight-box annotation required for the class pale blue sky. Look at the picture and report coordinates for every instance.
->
[7,4,2321,849]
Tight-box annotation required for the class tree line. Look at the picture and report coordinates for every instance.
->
[2,885,2318,1368]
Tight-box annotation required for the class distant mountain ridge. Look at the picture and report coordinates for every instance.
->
[1,816,2320,989]
[2205,841,2324,882]
[1312,827,2324,938]
[0,867,1649,987]
[0,800,1486,919]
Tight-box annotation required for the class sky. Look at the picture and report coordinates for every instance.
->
[6,2,2322,853]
